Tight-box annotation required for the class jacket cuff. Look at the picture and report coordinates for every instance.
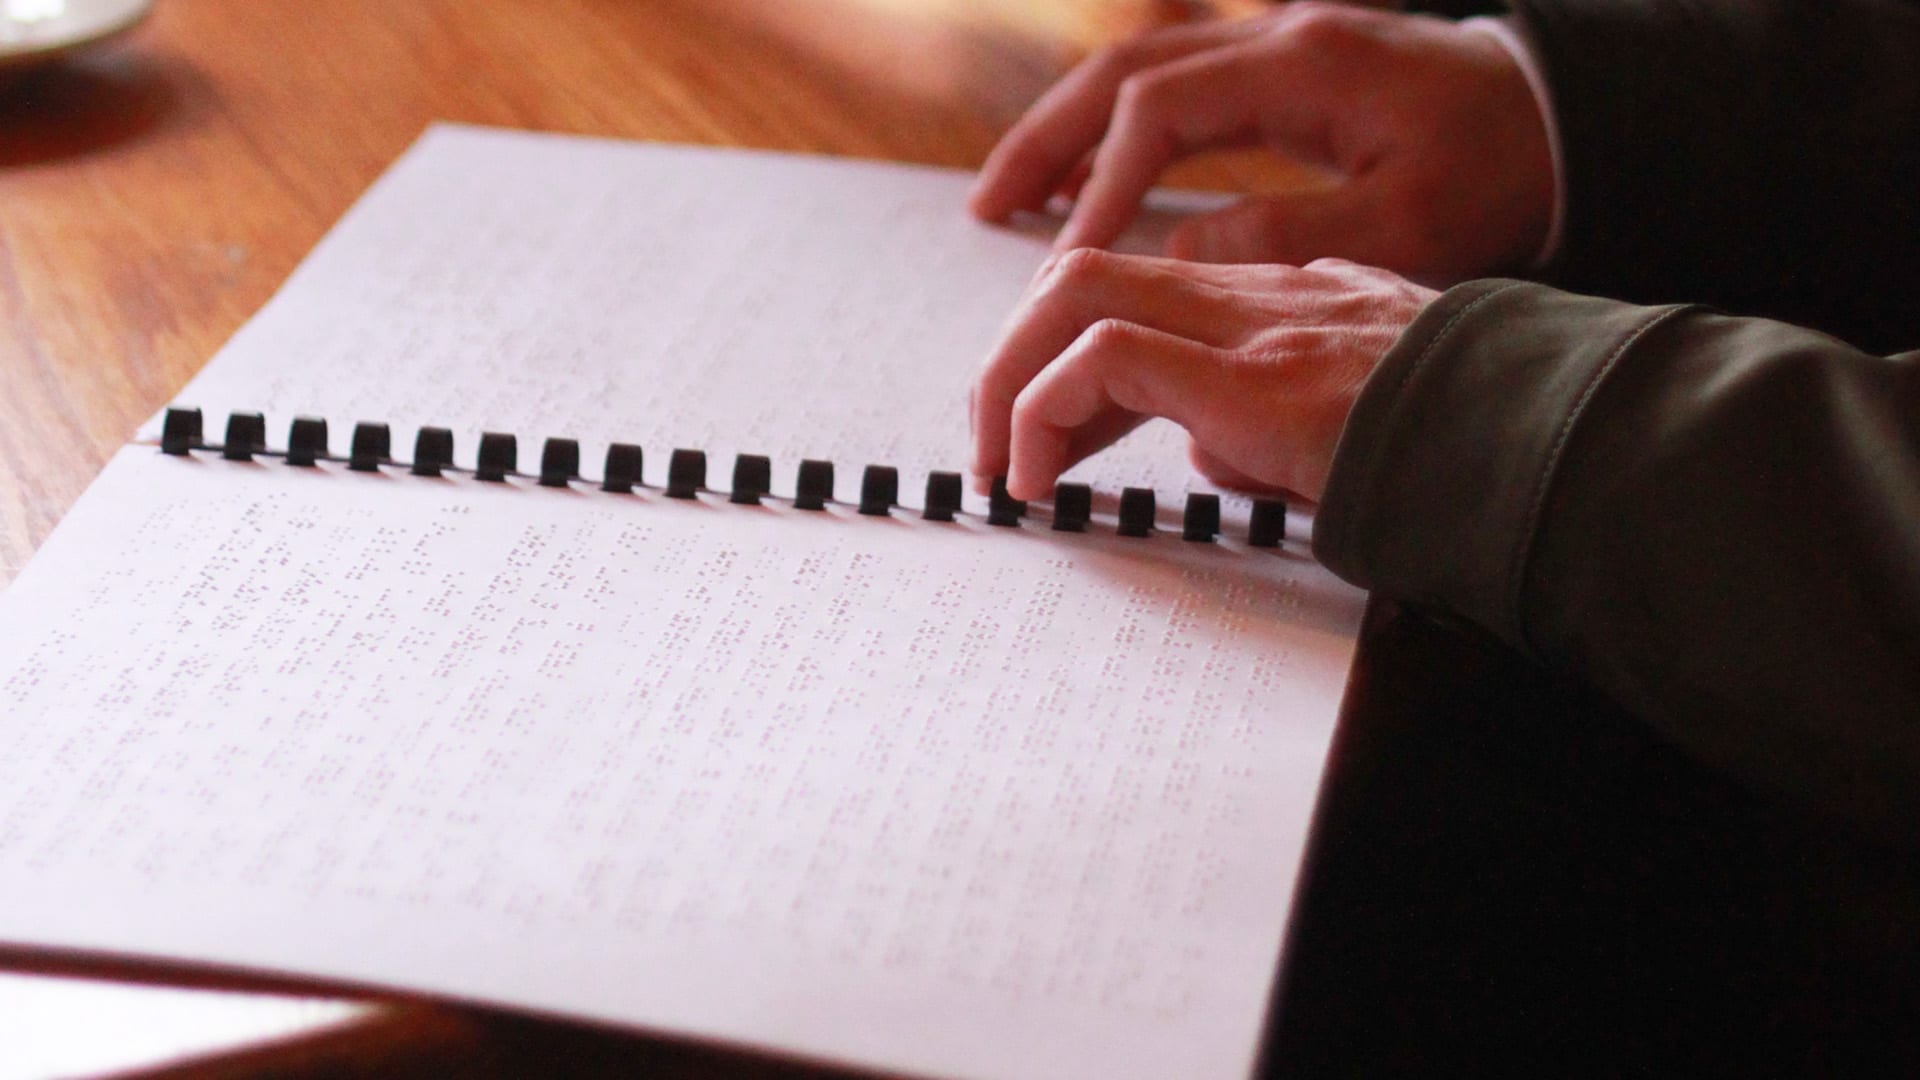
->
[1312,280,1684,654]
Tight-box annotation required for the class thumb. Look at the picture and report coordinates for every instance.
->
[1166,187,1388,266]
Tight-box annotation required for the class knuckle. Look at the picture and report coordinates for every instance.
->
[1304,256,1359,274]
[1279,3,1363,54]
[1009,383,1052,428]
[1112,71,1168,118]
[1047,245,1114,288]
[1079,317,1142,355]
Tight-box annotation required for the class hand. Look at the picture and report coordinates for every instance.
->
[970,250,1438,504]
[968,2,1553,283]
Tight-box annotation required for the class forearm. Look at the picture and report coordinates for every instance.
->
[1317,281,1920,843]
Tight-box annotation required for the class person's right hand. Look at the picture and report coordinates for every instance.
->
[971,250,1438,505]
[968,2,1555,284]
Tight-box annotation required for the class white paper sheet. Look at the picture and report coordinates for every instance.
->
[0,449,1361,1080]
[150,125,1226,510]
[3,128,1368,1080]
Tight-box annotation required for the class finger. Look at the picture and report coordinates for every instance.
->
[969,18,1262,223]
[1050,40,1278,252]
[970,249,1248,482]
[1056,151,1094,203]
[1006,319,1226,501]
[1056,10,1368,253]
[1164,186,1394,265]
[1054,409,1154,490]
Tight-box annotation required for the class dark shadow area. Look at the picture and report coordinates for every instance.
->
[0,50,176,167]
[1266,602,1920,1078]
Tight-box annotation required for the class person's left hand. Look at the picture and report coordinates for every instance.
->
[970,249,1438,503]
[966,3,1553,282]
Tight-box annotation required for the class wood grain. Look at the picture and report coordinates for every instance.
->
[0,0,1286,1074]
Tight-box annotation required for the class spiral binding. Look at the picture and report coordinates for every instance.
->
[159,407,1290,547]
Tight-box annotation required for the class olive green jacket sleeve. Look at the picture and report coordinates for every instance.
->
[1315,280,1920,842]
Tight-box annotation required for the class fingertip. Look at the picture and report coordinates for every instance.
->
[967,182,1008,223]
[970,442,1009,493]
[1006,413,1072,505]
[1006,478,1045,504]
[1003,463,1052,504]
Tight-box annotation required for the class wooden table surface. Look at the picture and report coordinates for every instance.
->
[0,0,1287,1074]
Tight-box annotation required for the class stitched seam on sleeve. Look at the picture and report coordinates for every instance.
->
[1348,283,1526,540]
[1506,305,1688,651]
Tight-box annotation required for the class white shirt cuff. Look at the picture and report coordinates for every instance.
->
[1459,15,1566,269]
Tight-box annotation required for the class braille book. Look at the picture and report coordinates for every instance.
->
[0,126,1365,1080]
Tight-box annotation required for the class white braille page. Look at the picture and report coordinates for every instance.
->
[145,124,1225,510]
[0,450,1361,1080]
[7,127,1368,1080]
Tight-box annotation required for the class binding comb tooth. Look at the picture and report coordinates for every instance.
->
[1182,493,1220,543]
[160,407,204,456]
[349,422,392,472]
[666,449,707,499]
[1248,498,1288,548]
[286,417,329,467]
[1117,487,1155,537]
[412,427,455,478]
[540,438,580,488]
[987,477,1024,527]
[730,454,771,505]
[923,472,962,522]
[794,460,834,511]
[475,432,517,482]
[859,465,898,516]
[1051,482,1091,533]
[601,443,643,493]
[222,412,266,462]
